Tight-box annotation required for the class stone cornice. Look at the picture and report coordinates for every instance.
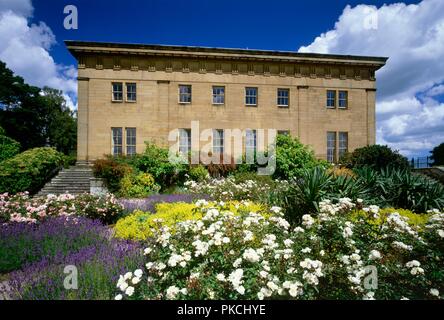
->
[65,40,388,69]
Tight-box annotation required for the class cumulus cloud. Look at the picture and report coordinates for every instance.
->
[0,1,77,110]
[299,0,444,157]
[0,0,33,17]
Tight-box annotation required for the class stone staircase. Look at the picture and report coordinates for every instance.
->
[36,161,93,197]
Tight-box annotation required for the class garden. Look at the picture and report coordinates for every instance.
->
[1,135,443,300]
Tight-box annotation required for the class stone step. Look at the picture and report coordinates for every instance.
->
[36,163,95,197]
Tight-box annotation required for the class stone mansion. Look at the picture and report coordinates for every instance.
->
[65,40,387,163]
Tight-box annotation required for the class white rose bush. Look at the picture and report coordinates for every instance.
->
[116,198,444,300]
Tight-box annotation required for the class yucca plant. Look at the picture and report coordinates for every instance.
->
[283,167,333,223]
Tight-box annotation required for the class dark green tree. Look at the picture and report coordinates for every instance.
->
[0,61,77,154]
[430,143,444,166]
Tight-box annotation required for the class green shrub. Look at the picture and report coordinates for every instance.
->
[0,135,21,162]
[341,145,410,171]
[374,168,444,213]
[0,147,64,194]
[188,165,209,182]
[274,134,327,180]
[119,172,160,198]
[93,157,133,193]
[134,143,187,190]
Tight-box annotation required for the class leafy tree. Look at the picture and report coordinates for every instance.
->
[0,61,77,154]
[430,143,444,166]
[340,145,410,171]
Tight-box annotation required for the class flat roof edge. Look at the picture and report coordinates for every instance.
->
[64,40,388,65]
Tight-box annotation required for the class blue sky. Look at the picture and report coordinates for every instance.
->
[1,0,443,158]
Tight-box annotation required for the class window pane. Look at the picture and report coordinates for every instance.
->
[179,129,191,154]
[179,85,192,103]
[277,89,289,106]
[126,128,136,156]
[327,90,336,108]
[113,83,123,101]
[327,131,336,163]
[338,132,348,159]
[112,128,123,156]
[213,86,225,104]
[339,91,348,108]
[126,83,137,101]
[246,87,257,105]
[246,129,257,154]
[213,129,224,154]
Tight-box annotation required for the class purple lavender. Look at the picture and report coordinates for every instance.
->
[118,193,210,213]
[9,239,143,300]
[0,216,109,273]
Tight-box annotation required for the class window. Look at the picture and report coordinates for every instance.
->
[112,83,123,102]
[277,88,289,107]
[246,129,257,155]
[327,131,336,163]
[245,87,258,106]
[126,128,136,156]
[213,86,225,105]
[326,90,336,108]
[179,85,192,103]
[213,129,224,154]
[338,132,348,160]
[277,130,290,136]
[338,91,348,109]
[126,83,137,102]
[179,129,191,154]
[112,127,123,156]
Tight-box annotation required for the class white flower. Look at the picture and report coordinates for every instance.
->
[114,294,123,300]
[294,227,305,233]
[216,273,226,282]
[405,260,421,268]
[124,272,133,280]
[233,258,242,268]
[131,277,141,285]
[125,286,135,296]
[222,237,230,244]
[410,267,424,276]
[236,286,245,295]
[363,292,375,300]
[243,248,262,263]
[302,215,315,228]
[369,250,382,260]
[143,248,152,255]
[319,250,325,256]
[430,289,440,297]
[301,247,312,254]
[166,286,180,299]
[284,239,294,247]
[437,230,444,238]
[228,269,244,288]
[134,269,143,278]
[270,206,282,214]
[342,226,353,238]
[392,241,413,251]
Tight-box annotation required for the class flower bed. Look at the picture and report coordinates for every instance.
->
[184,176,288,204]
[118,194,210,214]
[115,199,444,300]
[0,192,123,224]
[1,216,143,300]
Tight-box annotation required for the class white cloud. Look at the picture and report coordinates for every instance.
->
[0,2,77,110]
[299,0,444,157]
[0,0,33,17]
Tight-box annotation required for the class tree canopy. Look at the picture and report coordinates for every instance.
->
[0,61,77,154]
